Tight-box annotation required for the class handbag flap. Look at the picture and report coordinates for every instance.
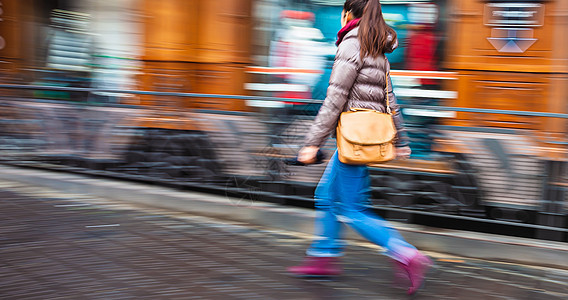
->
[338,110,396,145]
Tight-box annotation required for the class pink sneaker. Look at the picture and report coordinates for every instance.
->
[287,257,342,277]
[394,252,433,295]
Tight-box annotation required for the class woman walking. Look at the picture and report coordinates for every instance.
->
[287,0,432,295]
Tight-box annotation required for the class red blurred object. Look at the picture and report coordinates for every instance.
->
[280,10,315,22]
[405,25,438,85]
[275,91,311,105]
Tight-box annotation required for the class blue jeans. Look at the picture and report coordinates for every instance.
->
[307,151,416,261]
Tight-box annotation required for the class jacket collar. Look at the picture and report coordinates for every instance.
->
[336,19,360,46]
[341,27,399,54]
[337,24,399,54]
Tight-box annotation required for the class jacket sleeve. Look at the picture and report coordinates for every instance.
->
[386,66,410,147]
[304,39,361,147]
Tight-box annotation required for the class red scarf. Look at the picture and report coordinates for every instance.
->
[336,18,361,46]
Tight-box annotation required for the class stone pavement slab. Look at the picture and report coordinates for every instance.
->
[1,180,567,299]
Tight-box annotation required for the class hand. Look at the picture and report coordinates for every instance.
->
[298,146,319,165]
[395,146,411,160]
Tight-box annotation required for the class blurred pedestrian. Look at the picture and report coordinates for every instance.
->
[287,0,432,295]
[406,3,440,88]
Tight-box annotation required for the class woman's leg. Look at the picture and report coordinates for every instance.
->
[306,151,344,257]
[334,161,417,263]
[335,161,432,293]
[288,152,343,276]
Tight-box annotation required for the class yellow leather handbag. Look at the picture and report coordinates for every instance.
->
[336,75,397,165]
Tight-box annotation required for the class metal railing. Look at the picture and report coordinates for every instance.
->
[2,83,568,119]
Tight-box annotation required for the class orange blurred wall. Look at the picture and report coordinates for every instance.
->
[139,0,252,111]
[444,0,568,135]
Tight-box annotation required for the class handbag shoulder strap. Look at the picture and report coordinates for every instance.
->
[385,56,392,114]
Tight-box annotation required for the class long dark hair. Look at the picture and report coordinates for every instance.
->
[344,0,397,58]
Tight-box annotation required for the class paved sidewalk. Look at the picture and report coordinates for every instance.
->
[1,164,566,270]
[1,179,568,299]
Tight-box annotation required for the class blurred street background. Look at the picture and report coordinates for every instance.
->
[0,0,567,298]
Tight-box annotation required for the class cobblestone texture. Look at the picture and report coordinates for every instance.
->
[0,180,567,299]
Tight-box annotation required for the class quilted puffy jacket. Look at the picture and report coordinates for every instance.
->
[304,27,409,148]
